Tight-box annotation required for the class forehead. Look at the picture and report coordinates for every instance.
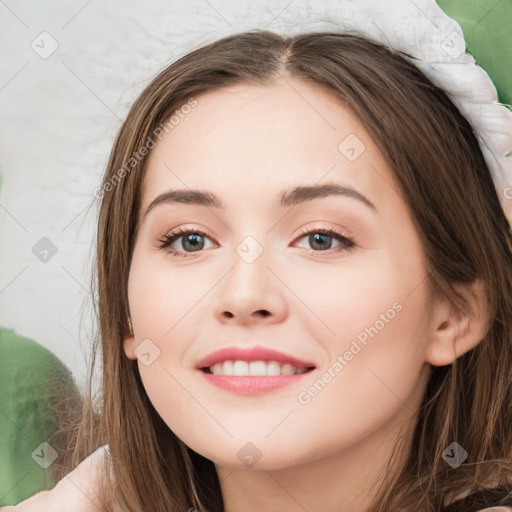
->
[140,79,397,214]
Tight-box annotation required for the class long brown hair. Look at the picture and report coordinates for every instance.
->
[68,30,512,511]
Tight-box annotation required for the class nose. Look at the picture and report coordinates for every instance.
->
[214,241,288,326]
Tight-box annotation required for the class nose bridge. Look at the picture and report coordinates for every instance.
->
[229,232,271,297]
[214,231,287,324]
[235,234,266,267]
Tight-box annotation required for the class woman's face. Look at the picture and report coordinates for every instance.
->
[124,79,435,470]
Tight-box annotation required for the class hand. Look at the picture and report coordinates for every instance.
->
[0,446,110,511]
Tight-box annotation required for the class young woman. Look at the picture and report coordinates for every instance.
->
[5,23,512,512]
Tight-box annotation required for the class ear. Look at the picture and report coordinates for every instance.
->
[123,318,138,360]
[425,278,490,367]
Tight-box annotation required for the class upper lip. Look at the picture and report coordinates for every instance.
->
[196,345,316,369]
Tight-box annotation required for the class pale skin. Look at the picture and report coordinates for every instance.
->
[5,78,489,511]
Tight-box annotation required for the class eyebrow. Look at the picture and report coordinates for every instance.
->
[143,182,377,219]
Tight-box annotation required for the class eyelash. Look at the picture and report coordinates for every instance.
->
[157,226,357,258]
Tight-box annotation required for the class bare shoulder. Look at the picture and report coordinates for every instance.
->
[1,446,111,512]
[478,508,512,512]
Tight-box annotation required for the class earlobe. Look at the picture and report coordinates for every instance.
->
[123,320,138,360]
[425,278,490,367]
[123,336,138,360]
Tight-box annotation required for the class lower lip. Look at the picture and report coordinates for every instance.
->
[199,370,313,394]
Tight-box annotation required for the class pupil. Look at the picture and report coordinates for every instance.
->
[310,233,332,250]
[183,234,204,251]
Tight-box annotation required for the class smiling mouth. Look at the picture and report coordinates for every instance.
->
[200,360,316,377]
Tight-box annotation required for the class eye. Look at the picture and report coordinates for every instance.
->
[293,227,357,255]
[157,226,357,258]
[157,227,216,257]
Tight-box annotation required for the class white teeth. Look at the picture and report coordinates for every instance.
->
[266,361,281,376]
[233,360,249,376]
[223,360,234,375]
[209,360,310,376]
[249,361,267,376]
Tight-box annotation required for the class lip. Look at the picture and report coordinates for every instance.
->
[195,345,316,370]
[200,372,313,394]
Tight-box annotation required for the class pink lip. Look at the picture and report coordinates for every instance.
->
[200,373,312,394]
[195,345,316,370]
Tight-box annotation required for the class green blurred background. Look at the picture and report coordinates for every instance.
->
[437,0,512,107]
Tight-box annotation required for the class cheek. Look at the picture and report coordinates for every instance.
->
[287,251,431,430]
[280,317,429,474]
[126,254,201,438]
[286,246,425,352]
[295,276,430,432]
[127,249,201,341]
